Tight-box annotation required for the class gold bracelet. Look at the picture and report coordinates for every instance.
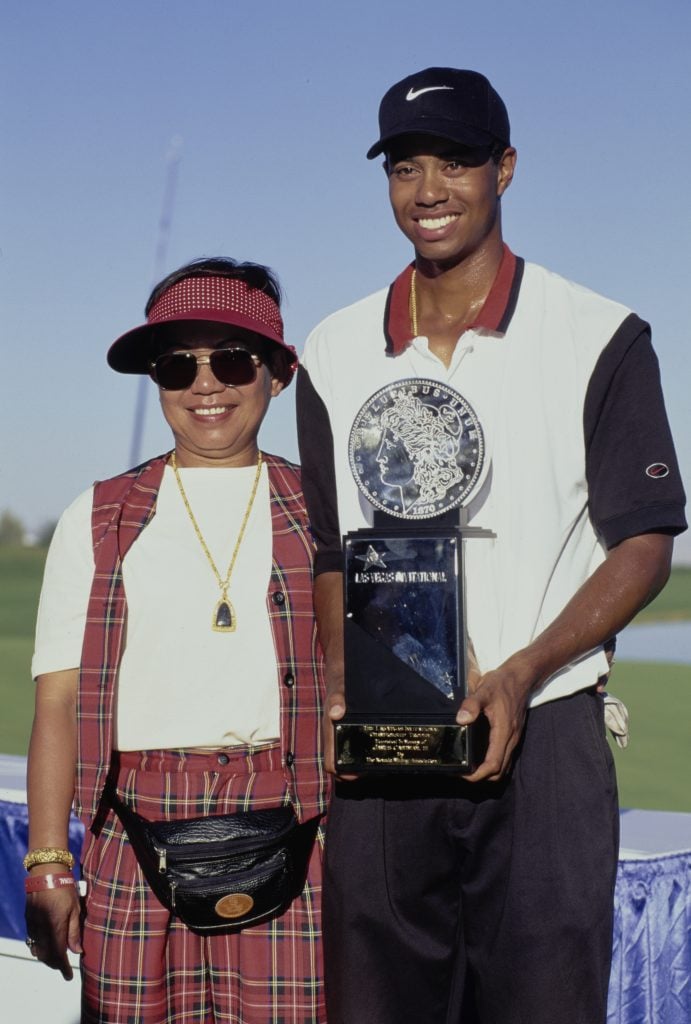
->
[23,847,75,872]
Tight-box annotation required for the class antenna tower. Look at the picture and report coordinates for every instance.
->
[128,137,182,467]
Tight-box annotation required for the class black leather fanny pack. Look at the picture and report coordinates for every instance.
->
[105,781,320,934]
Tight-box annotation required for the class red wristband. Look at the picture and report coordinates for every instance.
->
[24,872,76,894]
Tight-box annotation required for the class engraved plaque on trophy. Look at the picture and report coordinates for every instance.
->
[335,379,491,774]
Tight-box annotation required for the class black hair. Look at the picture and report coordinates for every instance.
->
[145,257,282,315]
[489,140,508,164]
[146,257,288,381]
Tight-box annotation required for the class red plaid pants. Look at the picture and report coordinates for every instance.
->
[80,746,325,1024]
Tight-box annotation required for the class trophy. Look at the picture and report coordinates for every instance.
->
[335,378,491,774]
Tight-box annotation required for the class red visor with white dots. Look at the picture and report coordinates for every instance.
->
[108,275,297,385]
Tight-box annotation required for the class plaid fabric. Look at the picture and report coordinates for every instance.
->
[81,746,325,1024]
[76,453,327,829]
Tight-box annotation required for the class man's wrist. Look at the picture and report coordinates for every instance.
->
[496,649,543,696]
[324,657,345,687]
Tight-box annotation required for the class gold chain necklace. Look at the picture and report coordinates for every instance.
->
[170,450,263,632]
[409,267,419,338]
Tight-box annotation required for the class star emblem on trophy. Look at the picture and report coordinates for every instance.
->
[356,545,389,571]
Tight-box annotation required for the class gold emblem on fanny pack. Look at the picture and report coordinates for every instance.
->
[215,892,255,919]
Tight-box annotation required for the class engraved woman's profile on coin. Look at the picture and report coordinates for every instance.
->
[349,379,485,519]
[376,392,465,513]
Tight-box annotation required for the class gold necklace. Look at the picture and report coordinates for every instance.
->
[170,450,263,632]
[410,267,419,337]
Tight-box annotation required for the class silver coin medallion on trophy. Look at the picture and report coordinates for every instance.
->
[348,379,486,519]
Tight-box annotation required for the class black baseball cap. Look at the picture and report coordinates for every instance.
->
[367,67,510,160]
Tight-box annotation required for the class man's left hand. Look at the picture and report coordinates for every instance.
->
[457,655,534,782]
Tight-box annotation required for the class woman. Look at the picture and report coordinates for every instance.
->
[25,258,328,1023]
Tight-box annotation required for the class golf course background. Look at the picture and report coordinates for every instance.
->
[1,547,689,811]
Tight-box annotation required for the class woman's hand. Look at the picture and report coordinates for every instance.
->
[25,885,82,980]
[26,669,80,978]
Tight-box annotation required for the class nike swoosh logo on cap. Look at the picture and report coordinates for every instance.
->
[406,85,454,101]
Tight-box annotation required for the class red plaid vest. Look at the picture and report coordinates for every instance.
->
[76,453,328,829]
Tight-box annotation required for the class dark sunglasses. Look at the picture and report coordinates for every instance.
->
[149,347,262,391]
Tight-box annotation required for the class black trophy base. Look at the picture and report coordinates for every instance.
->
[334,716,488,774]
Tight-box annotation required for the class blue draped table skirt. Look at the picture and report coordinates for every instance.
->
[609,851,690,1024]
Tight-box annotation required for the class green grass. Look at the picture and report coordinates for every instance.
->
[0,636,35,754]
[0,545,46,637]
[0,546,45,755]
[635,566,691,622]
[607,660,691,812]
[1,546,690,810]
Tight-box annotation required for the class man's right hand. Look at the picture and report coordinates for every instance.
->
[25,886,82,980]
[322,664,360,780]
[323,685,347,775]
[314,572,357,778]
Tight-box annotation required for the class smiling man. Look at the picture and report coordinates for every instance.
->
[296,68,687,1023]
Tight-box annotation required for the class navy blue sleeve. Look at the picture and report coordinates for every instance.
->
[296,365,344,575]
[584,313,687,549]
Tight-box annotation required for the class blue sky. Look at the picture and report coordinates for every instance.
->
[2,0,690,561]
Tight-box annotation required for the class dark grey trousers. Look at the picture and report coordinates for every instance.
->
[323,689,619,1024]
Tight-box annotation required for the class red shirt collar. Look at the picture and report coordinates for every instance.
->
[384,244,523,355]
